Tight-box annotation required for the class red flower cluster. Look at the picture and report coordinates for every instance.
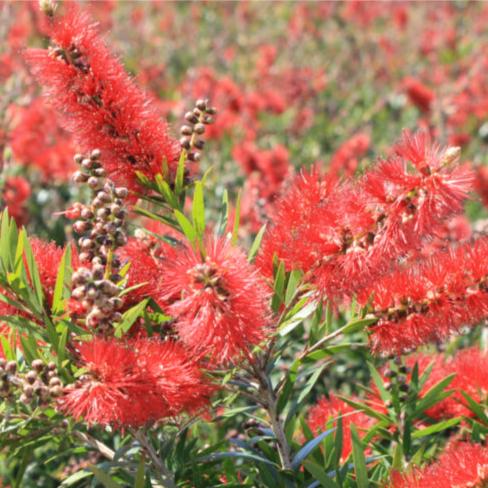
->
[58,338,212,427]
[391,442,488,488]
[307,393,375,460]
[25,7,180,194]
[10,98,75,181]
[158,236,270,365]
[359,237,488,355]
[258,131,472,303]
[403,77,435,113]
[2,176,31,226]
[329,133,370,179]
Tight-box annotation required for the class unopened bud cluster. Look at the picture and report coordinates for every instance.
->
[180,98,217,163]
[384,358,411,406]
[0,359,63,407]
[71,149,128,331]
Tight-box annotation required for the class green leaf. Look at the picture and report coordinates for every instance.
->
[285,270,302,307]
[414,374,456,416]
[248,224,267,263]
[460,391,488,423]
[155,174,179,208]
[297,362,328,406]
[303,460,339,488]
[272,261,286,312]
[88,466,122,488]
[174,210,197,245]
[192,181,206,237]
[216,190,229,237]
[340,316,377,335]
[114,299,149,337]
[351,425,368,488]
[292,428,335,469]
[231,190,241,245]
[134,455,146,488]
[51,245,72,315]
[175,149,187,196]
[411,417,461,438]
[60,470,93,486]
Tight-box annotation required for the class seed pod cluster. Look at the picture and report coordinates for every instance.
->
[71,149,128,332]
[384,358,411,406]
[180,98,217,163]
[0,358,63,407]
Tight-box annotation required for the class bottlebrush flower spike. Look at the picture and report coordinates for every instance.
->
[306,394,376,460]
[24,6,180,194]
[390,442,488,487]
[58,338,212,427]
[359,237,488,355]
[258,131,472,301]
[158,236,270,365]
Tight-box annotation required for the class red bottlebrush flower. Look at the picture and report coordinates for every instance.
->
[29,237,67,308]
[360,237,488,355]
[158,236,270,365]
[133,339,213,416]
[25,6,180,194]
[259,131,472,301]
[257,166,338,277]
[59,338,211,427]
[390,442,488,488]
[117,238,164,307]
[329,132,370,179]
[2,176,31,226]
[403,77,435,113]
[307,394,376,460]
[10,98,76,182]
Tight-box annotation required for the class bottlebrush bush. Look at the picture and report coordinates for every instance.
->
[1,2,488,487]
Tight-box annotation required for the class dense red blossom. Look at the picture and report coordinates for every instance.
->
[390,442,488,487]
[117,238,164,307]
[329,133,370,179]
[25,6,180,194]
[258,131,472,301]
[158,236,270,365]
[403,76,435,113]
[307,394,375,460]
[10,98,75,181]
[360,237,488,354]
[2,176,31,226]
[58,338,211,427]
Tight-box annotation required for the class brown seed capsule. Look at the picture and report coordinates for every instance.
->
[26,371,37,384]
[50,385,62,397]
[180,125,193,136]
[196,99,208,111]
[91,149,101,160]
[115,187,128,199]
[73,153,83,164]
[32,359,44,372]
[73,171,88,184]
[194,123,205,135]
[23,384,34,397]
[49,377,61,387]
[194,139,205,150]
[47,361,56,371]
[87,177,101,189]
[81,158,93,170]
[203,116,214,125]
[184,112,198,124]
[188,152,201,162]
[206,106,217,115]
[180,137,191,150]
[6,361,16,374]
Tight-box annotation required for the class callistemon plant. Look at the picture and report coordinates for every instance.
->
[2,2,488,487]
